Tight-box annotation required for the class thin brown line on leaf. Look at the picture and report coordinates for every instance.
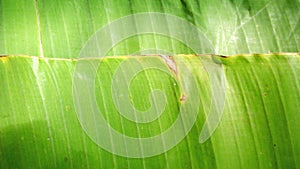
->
[1,53,299,62]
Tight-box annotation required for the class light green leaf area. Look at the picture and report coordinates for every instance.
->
[0,54,299,168]
[0,0,300,168]
[0,0,299,57]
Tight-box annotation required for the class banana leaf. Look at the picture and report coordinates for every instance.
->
[0,0,299,168]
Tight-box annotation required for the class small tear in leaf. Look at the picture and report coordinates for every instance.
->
[159,54,178,75]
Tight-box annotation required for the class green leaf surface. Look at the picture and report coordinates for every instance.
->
[1,54,299,168]
[0,0,300,168]
[1,0,300,57]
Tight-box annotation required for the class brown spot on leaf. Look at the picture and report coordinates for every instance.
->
[65,105,70,112]
[180,94,187,102]
[0,56,8,63]
[219,55,228,58]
